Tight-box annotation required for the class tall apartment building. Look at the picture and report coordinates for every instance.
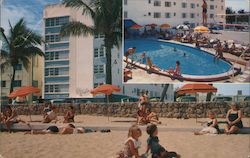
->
[43,4,174,101]
[43,4,122,100]
[124,0,226,27]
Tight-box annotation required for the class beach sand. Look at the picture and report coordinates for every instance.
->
[0,115,249,158]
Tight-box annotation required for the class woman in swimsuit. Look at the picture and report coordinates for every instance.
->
[224,102,243,134]
[202,0,207,26]
[4,105,27,132]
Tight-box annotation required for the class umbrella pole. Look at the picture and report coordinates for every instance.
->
[106,95,109,121]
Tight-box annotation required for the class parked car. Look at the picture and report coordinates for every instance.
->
[212,96,232,102]
[177,96,197,102]
[244,96,250,101]
[209,26,223,30]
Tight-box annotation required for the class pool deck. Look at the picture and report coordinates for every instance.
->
[124,40,249,83]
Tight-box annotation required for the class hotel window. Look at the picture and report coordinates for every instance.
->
[165,13,171,18]
[154,0,161,6]
[173,2,176,5]
[191,3,195,9]
[221,0,223,2]
[15,64,22,70]
[45,85,49,92]
[197,13,199,17]
[221,6,224,10]
[174,13,176,16]
[124,0,127,5]
[99,34,105,38]
[94,34,99,38]
[182,13,187,18]
[197,4,199,7]
[45,16,69,27]
[45,69,49,76]
[148,0,151,4]
[210,5,214,10]
[99,46,104,57]
[99,65,104,73]
[154,12,161,18]
[210,14,214,18]
[190,13,195,18]
[1,81,6,87]
[182,3,187,8]
[94,65,104,74]
[124,11,128,18]
[210,0,214,1]
[94,65,98,74]
[148,12,151,16]
[94,48,99,58]
[13,80,21,87]
[165,2,171,7]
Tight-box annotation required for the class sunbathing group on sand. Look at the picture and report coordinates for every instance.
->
[194,102,243,135]
[117,124,181,158]
[0,102,76,132]
[0,105,29,132]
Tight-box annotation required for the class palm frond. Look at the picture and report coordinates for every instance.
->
[62,0,95,18]
[0,60,11,72]
[18,56,30,71]
[22,46,44,57]
[60,21,94,37]
[0,49,10,59]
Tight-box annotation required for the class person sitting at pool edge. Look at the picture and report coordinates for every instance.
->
[126,47,136,64]
[146,57,160,72]
[168,60,181,77]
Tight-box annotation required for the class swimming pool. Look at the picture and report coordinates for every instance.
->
[124,39,232,76]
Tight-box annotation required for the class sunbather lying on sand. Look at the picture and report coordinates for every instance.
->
[24,124,100,135]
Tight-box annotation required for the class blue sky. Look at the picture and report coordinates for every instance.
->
[174,84,250,96]
[1,0,61,34]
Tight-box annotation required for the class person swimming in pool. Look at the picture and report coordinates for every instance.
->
[202,0,208,26]
[173,47,177,52]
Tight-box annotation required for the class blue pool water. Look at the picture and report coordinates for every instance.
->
[124,39,232,76]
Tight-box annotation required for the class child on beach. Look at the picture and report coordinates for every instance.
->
[117,125,142,158]
[146,124,180,158]
[194,111,220,135]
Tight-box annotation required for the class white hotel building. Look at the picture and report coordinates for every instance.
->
[43,4,174,101]
[124,0,226,27]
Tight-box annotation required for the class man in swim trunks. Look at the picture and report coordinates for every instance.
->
[202,0,207,26]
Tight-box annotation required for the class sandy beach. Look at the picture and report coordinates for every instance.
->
[0,115,249,158]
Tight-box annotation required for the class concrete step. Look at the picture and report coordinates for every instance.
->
[1,123,250,134]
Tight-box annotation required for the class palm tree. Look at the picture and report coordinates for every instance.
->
[61,0,122,85]
[0,18,44,93]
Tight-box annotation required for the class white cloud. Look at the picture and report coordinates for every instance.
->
[1,5,43,35]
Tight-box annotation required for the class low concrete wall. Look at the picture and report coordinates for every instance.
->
[3,102,250,118]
